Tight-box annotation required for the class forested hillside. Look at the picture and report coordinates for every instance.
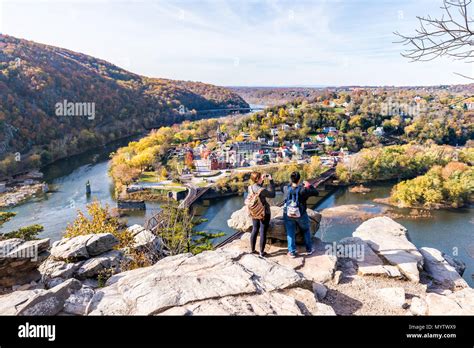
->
[0,34,248,176]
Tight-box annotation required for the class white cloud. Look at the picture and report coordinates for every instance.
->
[2,0,472,86]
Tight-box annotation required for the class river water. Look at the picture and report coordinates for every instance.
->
[1,119,472,286]
[196,186,474,286]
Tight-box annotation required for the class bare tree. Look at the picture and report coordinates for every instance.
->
[394,0,473,79]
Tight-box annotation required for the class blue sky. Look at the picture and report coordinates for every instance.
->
[1,0,472,86]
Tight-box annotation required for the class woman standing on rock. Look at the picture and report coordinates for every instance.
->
[245,171,275,257]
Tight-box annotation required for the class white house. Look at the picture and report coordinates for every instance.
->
[292,144,302,155]
[325,136,335,146]
[316,134,326,142]
[374,127,385,136]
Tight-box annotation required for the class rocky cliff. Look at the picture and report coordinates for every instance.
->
[0,215,472,316]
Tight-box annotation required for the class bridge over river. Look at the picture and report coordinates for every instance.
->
[144,183,211,233]
[144,167,336,242]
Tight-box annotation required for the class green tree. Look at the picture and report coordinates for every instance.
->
[158,202,224,255]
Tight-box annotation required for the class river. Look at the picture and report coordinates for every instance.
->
[196,185,474,286]
[0,112,472,286]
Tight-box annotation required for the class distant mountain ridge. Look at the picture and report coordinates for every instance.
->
[0,34,248,176]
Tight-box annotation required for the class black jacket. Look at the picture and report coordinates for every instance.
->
[283,184,319,212]
[250,180,276,215]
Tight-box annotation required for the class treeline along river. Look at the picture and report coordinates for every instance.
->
[0,128,472,286]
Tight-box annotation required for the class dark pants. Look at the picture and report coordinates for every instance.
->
[250,212,271,253]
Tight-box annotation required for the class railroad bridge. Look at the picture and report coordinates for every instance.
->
[144,167,336,241]
[144,184,210,233]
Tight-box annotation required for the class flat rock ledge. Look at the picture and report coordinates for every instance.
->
[0,238,50,287]
[353,217,423,282]
[0,216,472,316]
[86,248,327,315]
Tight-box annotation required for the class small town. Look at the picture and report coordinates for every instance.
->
[0,1,473,343]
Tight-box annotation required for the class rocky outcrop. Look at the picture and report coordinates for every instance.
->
[126,224,163,261]
[40,233,123,288]
[0,279,81,315]
[50,233,119,260]
[339,237,402,279]
[1,215,472,316]
[425,288,474,315]
[63,285,95,316]
[75,250,124,280]
[349,185,371,194]
[320,204,386,223]
[353,217,423,282]
[0,238,50,287]
[86,248,314,315]
[419,247,468,291]
[227,206,321,244]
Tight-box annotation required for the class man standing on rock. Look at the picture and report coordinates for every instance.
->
[283,171,319,258]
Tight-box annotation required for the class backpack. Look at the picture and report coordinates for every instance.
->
[285,185,301,218]
[245,186,266,220]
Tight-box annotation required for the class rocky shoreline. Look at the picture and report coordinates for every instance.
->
[0,212,472,316]
[0,183,48,208]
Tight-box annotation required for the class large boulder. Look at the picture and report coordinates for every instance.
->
[227,206,321,244]
[126,224,163,260]
[419,247,468,291]
[75,250,124,280]
[86,248,313,315]
[0,238,50,287]
[39,258,81,280]
[339,237,402,278]
[63,285,95,315]
[0,278,81,315]
[50,233,118,261]
[353,217,423,282]
[38,258,82,288]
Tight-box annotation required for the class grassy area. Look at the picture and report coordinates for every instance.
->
[138,171,162,183]
[196,181,210,188]
[194,171,222,178]
[165,187,187,192]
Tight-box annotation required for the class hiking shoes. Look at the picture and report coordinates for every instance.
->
[287,251,297,258]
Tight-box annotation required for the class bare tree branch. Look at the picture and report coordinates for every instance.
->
[394,0,473,79]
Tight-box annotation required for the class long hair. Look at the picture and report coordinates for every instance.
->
[250,171,262,184]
